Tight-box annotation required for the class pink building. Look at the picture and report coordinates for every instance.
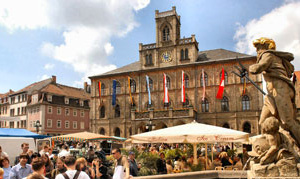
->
[27,76,91,136]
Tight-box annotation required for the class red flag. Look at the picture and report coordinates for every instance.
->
[181,71,185,102]
[163,73,169,103]
[216,68,225,99]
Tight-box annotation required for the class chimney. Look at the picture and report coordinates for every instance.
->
[52,75,56,83]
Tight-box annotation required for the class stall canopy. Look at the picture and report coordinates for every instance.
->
[51,131,118,142]
[130,121,249,143]
[0,128,48,139]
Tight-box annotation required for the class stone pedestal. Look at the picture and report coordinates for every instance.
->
[248,160,299,178]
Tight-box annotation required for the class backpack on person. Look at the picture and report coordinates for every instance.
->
[62,171,80,179]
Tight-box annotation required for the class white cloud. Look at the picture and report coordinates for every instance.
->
[40,74,49,80]
[44,63,55,70]
[0,0,150,82]
[104,43,114,56]
[234,1,300,70]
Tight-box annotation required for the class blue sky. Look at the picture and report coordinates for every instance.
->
[0,0,299,93]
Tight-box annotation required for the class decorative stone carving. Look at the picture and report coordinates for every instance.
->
[248,37,300,177]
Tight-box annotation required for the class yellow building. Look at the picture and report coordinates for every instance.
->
[89,7,263,137]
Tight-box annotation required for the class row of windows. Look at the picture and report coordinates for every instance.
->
[46,119,85,129]
[47,95,85,106]
[98,70,247,95]
[47,106,85,117]
[201,95,250,112]
[98,95,251,119]
[10,94,27,104]
[0,106,8,115]
[0,97,8,104]
[10,107,26,116]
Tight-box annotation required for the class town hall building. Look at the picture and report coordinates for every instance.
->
[89,7,263,138]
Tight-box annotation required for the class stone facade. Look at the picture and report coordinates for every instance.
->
[89,7,263,138]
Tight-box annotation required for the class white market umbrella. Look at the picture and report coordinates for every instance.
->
[130,121,249,143]
[130,121,249,166]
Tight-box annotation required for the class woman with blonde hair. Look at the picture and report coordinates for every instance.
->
[75,157,95,179]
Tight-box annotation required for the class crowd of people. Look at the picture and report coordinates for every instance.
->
[0,142,248,179]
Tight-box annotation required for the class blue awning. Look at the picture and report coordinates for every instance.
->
[0,128,49,139]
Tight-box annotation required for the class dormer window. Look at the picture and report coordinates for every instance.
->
[47,95,52,102]
[163,26,170,41]
[80,100,84,106]
[65,97,69,104]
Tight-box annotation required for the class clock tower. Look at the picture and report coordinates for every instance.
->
[139,6,198,69]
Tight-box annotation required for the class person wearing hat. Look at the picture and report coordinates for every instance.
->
[128,152,140,177]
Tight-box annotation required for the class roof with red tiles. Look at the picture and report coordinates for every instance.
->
[11,78,53,96]
[41,83,90,100]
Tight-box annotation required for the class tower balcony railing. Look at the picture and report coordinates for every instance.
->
[142,43,156,50]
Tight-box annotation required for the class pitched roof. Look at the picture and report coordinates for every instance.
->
[11,78,53,96]
[41,83,90,100]
[0,90,14,98]
[89,48,253,78]
[196,48,252,62]
[101,61,141,76]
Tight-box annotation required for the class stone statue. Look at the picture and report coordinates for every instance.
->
[250,37,300,146]
[248,37,300,177]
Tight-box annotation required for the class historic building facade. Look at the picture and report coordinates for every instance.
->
[26,77,91,136]
[89,7,264,138]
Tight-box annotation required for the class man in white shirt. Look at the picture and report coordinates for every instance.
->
[55,156,89,179]
[58,145,70,158]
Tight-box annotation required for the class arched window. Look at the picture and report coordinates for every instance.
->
[130,79,136,93]
[185,49,188,59]
[223,123,230,129]
[101,83,105,96]
[146,77,153,92]
[115,127,120,137]
[221,96,229,112]
[243,122,251,133]
[242,95,250,111]
[145,55,149,65]
[115,104,120,118]
[220,71,228,85]
[99,128,105,135]
[116,81,121,94]
[149,54,152,65]
[202,98,209,112]
[100,106,105,118]
[184,74,189,88]
[166,76,170,89]
[200,72,208,86]
[183,98,189,108]
[163,26,170,41]
[241,71,249,84]
[180,49,184,60]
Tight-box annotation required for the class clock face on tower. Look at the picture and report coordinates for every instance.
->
[161,51,172,62]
